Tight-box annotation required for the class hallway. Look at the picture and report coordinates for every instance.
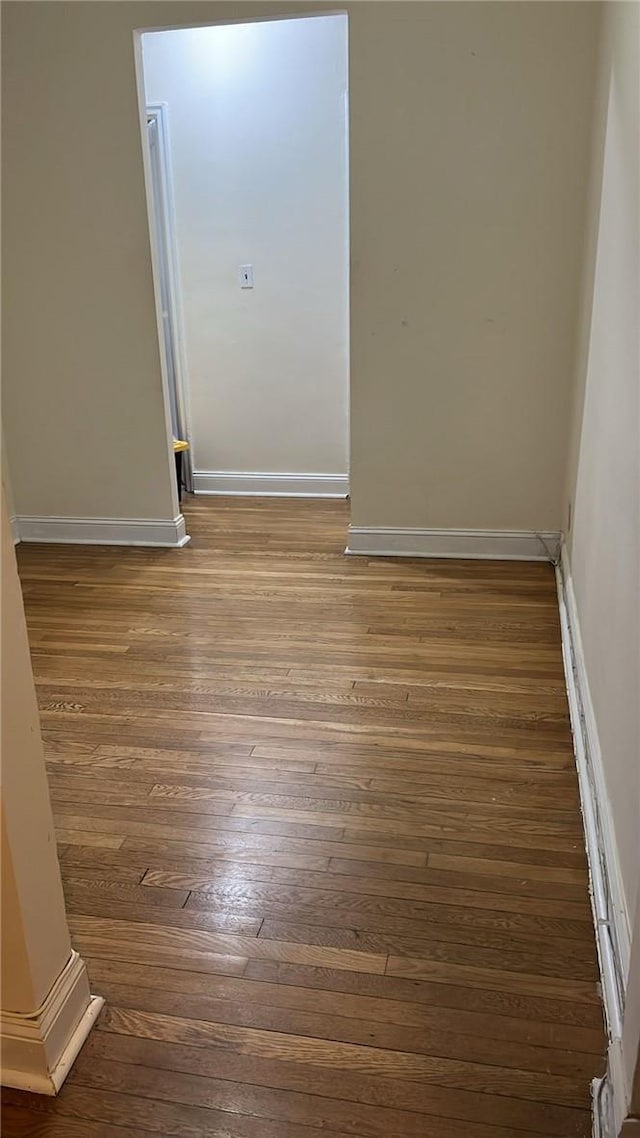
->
[3,496,605,1137]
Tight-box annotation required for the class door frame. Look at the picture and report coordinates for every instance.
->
[144,101,194,491]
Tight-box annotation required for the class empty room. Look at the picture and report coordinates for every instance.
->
[1,4,638,1138]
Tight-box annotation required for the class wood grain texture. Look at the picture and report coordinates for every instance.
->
[4,496,605,1137]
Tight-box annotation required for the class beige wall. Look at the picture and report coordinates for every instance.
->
[1,436,15,524]
[349,1,599,529]
[564,0,640,933]
[1,2,179,522]
[1,492,71,1012]
[2,1,599,528]
[1,490,101,1090]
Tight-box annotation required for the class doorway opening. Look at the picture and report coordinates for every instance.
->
[137,14,350,504]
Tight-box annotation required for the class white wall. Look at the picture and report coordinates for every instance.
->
[564,1,639,1127]
[1,2,599,533]
[142,16,349,484]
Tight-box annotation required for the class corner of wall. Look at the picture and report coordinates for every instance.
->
[562,0,610,556]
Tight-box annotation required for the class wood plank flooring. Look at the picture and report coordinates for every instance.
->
[4,496,605,1137]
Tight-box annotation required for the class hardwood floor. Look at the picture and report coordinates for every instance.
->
[4,496,605,1137]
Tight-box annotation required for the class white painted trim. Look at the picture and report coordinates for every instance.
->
[1,951,104,1095]
[346,527,561,561]
[557,545,631,1008]
[145,101,194,491]
[133,46,179,519]
[10,515,20,544]
[193,471,349,498]
[593,1040,629,1138]
[556,545,631,1138]
[15,514,190,547]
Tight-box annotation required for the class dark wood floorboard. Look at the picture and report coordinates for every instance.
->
[4,496,605,1136]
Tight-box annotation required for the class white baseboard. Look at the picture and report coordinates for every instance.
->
[14,514,190,547]
[346,527,561,561]
[593,1040,629,1138]
[1,950,104,1095]
[556,545,631,1138]
[10,515,20,544]
[193,471,349,498]
[557,546,631,1012]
